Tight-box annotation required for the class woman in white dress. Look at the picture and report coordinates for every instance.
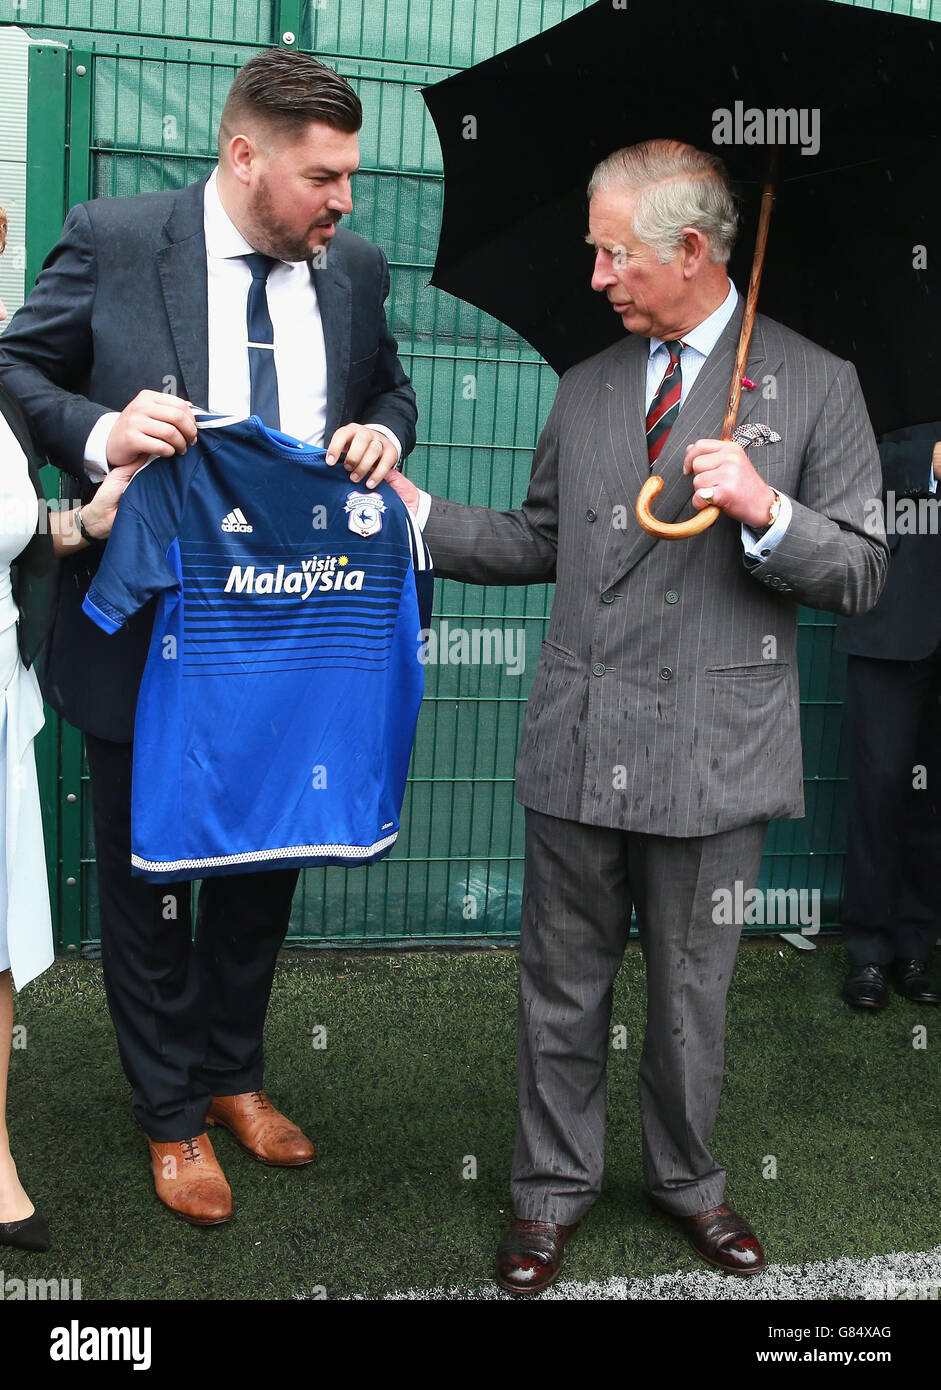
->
[0,203,136,1250]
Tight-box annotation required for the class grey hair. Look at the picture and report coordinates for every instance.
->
[587,139,739,265]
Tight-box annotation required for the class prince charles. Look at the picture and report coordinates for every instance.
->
[390,139,887,1292]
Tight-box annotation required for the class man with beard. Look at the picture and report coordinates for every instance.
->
[0,49,416,1224]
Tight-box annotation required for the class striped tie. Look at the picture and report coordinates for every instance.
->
[646,339,685,468]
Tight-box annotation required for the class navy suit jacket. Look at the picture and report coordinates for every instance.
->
[835,422,941,663]
[0,174,418,738]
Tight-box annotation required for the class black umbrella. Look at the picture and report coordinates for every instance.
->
[422,0,941,448]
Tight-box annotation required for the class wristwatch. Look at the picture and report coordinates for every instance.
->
[760,488,781,531]
[75,506,95,543]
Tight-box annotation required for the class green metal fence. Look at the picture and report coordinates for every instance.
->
[2,0,933,950]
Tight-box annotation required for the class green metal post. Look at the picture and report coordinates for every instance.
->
[59,50,94,951]
[274,1,304,49]
[23,44,93,952]
[67,50,93,209]
[58,722,85,952]
[24,44,68,289]
[23,45,67,948]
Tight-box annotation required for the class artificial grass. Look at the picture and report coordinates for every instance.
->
[4,941,939,1299]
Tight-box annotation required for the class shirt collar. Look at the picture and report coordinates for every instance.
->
[204,166,276,262]
[648,278,738,361]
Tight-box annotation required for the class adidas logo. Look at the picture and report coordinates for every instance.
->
[221,508,253,534]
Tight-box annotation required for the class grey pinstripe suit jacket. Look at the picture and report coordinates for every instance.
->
[424,301,888,837]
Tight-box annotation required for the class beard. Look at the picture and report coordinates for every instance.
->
[245,174,337,262]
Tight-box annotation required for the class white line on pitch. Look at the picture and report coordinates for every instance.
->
[326,1245,941,1301]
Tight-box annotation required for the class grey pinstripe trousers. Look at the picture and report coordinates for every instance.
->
[511,808,768,1222]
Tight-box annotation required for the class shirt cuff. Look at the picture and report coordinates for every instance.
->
[741,490,793,561]
[84,412,120,483]
[82,588,125,634]
[364,422,402,465]
[415,489,432,530]
[929,465,938,494]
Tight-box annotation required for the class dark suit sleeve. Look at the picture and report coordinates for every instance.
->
[878,437,937,499]
[356,247,417,461]
[421,384,561,586]
[0,203,113,488]
[875,436,939,555]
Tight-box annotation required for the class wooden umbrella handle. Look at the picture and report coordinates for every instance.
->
[637,475,720,537]
[635,179,776,540]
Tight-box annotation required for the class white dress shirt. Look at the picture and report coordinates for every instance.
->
[84,167,400,480]
[645,278,739,407]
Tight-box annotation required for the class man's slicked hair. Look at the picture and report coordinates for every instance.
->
[587,139,739,265]
[219,49,362,151]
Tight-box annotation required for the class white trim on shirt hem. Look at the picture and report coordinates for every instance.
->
[131,831,399,874]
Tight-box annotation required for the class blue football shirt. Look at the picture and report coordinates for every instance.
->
[83,415,433,881]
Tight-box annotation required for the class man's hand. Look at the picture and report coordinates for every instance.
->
[106,390,197,469]
[683,438,776,529]
[932,441,941,481]
[325,423,398,488]
[384,469,420,516]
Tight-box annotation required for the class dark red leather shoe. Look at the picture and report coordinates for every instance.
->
[495,1218,579,1295]
[678,1204,766,1275]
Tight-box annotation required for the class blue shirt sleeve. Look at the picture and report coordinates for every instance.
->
[82,459,186,633]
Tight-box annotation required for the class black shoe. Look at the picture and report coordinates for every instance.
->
[0,1210,50,1251]
[842,962,889,1009]
[893,959,941,1004]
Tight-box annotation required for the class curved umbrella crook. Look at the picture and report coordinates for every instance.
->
[636,180,776,540]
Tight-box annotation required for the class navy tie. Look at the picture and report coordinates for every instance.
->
[243,253,280,428]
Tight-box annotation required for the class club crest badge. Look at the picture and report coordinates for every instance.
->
[345,491,386,537]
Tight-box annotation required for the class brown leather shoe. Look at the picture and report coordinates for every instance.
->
[206,1091,315,1167]
[148,1133,232,1226]
[678,1203,766,1275]
[495,1218,579,1295]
